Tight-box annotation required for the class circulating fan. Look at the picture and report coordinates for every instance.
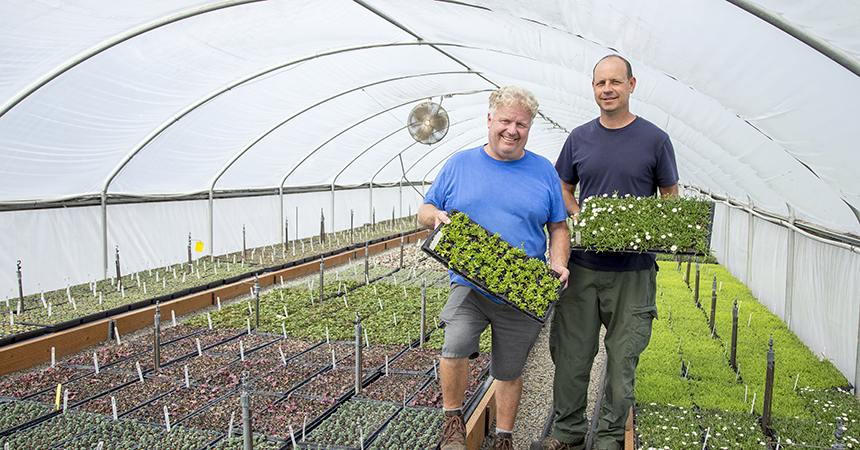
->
[407,101,449,145]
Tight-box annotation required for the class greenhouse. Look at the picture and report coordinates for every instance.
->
[0,0,858,449]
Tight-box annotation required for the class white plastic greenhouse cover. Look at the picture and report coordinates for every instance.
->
[1,1,859,378]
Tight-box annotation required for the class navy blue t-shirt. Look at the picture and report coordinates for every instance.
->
[555,117,678,272]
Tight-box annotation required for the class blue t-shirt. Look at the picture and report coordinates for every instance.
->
[425,145,568,295]
[555,117,679,272]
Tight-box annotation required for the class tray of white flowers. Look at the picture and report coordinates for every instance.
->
[570,193,715,257]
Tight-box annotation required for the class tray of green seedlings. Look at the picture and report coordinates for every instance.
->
[0,401,57,436]
[570,193,715,257]
[303,399,400,449]
[368,406,443,450]
[251,393,338,442]
[422,209,562,323]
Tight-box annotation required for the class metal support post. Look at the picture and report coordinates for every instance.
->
[153,302,162,371]
[694,263,701,308]
[242,225,246,263]
[730,296,738,371]
[320,209,326,244]
[709,275,717,337]
[16,261,24,311]
[187,233,192,266]
[350,209,354,243]
[241,372,252,450]
[115,246,122,287]
[355,311,363,395]
[834,418,846,450]
[420,279,426,347]
[685,257,691,287]
[761,335,775,434]
[364,243,369,285]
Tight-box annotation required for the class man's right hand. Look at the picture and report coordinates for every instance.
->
[434,210,451,228]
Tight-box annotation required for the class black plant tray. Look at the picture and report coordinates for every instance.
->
[570,201,716,257]
[421,209,562,324]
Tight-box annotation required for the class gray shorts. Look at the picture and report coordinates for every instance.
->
[439,283,543,381]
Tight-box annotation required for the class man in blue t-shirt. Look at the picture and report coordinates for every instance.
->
[419,86,570,450]
[532,56,679,450]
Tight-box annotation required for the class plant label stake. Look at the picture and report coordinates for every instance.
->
[229,411,235,436]
[217,297,221,310]
[326,326,329,344]
[288,425,298,449]
[794,373,799,390]
[55,384,62,410]
[750,392,756,414]
[331,348,336,369]
[136,361,144,383]
[761,335,775,433]
[48,302,52,316]
[184,365,190,388]
[254,275,260,330]
[153,303,161,370]
[385,356,389,376]
[745,385,748,402]
[207,312,212,330]
[51,347,55,367]
[111,396,118,421]
[319,259,324,303]
[748,313,752,326]
[378,298,383,310]
[240,341,245,361]
[281,322,287,338]
[63,388,68,413]
[94,353,100,374]
[114,326,122,345]
[364,328,369,347]
[279,346,286,365]
[400,233,404,269]
[196,337,202,357]
[320,208,326,244]
[164,405,171,432]
[171,310,176,327]
[246,318,251,335]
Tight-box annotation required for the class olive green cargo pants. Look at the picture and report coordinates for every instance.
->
[549,261,658,450]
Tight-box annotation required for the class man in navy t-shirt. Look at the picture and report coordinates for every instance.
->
[419,86,570,450]
[533,56,679,450]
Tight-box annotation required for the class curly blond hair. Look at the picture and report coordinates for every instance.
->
[488,86,539,122]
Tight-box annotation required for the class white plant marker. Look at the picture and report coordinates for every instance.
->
[51,347,56,366]
[136,361,144,383]
[343,297,348,308]
[279,346,286,365]
[745,385,748,402]
[196,338,202,357]
[794,373,800,390]
[94,353,100,374]
[326,327,330,343]
[48,302,52,317]
[182,273,186,283]
[281,323,287,339]
[171,310,176,327]
[114,326,122,345]
[184,365,190,388]
[164,405,171,432]
[373,286,377,296]
[229,412,235,435]
[63,388,69,413]
[393,312,397,327]
[41,292,47,308]
[360,429,364,450]
[246,318,251,335]
[385,356,389,375]
[207,312,212,330]
[111,396,118,420]
[72,297,78,309]
[173,268,176,279]
[364,329,369,346]
[280,276,284,288]
[434,318,439,328]
[332,348,336,369]
[280,291,284,303]
[302,417,307,440]
[748,313,752,326]
[283,306,288,318]
[288,425,297,448]
[378,298,383,310]
[162,279,165,289]
[143,282,147,295]
[702,427,710,450]
[403,286,407,298]
[750,392,756,414]
[247,302,253,315]
[217,297,221,310]
[240,341,245,361]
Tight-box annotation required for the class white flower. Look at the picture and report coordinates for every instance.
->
[661,234,666,239]
[671,245,678,251]
[592,230,597,235]
[668,233,673,237]
[672,208,677,212]
[657,203,662,207]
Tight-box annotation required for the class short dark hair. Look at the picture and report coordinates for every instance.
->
[593,55,633,80]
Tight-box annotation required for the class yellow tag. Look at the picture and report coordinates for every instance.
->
[194,241,204,252]
[55,383,62,410]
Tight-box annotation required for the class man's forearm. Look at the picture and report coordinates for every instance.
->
[547,222,570,269]
[417,203,441,230]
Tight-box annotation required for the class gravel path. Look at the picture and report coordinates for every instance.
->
[480,320,607,449]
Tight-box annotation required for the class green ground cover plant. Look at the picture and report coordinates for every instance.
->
[635,261,855,449]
